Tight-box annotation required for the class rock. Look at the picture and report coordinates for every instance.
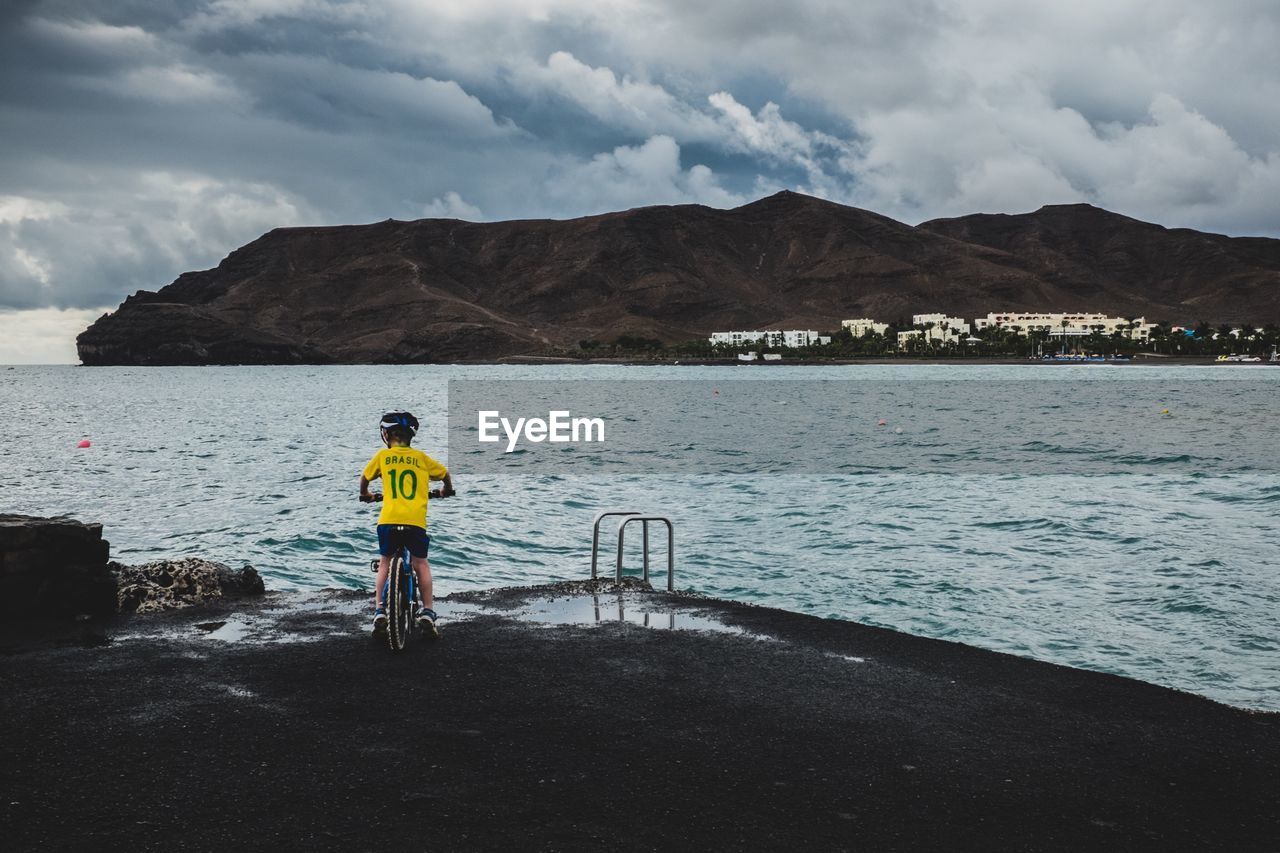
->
[235,564,266,596]
[0,515,116,617]
[113,558,264,614]
[0,515,267,618]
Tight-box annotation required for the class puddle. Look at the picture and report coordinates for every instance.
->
[106,591,814,650]
[442,593,767,637]
[114,615,322,646]
[203,620,317,644]
[204,619,252,642]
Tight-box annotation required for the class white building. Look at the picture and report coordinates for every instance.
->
[841,318,889,337]
[897,330,923,349]
[897,329,964,348]
[772,330,832,347]
[911,313,972,336]
[974,312,1155,340]
[709,330,766,347]
[709,330,832,348]
[895,314,970,349]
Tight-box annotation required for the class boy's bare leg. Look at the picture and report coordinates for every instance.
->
[374,555,391,609]
[411,556,433,610]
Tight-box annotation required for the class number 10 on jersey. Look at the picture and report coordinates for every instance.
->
[386,469,418,500]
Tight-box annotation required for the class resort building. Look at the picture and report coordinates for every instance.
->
[897,330,924,348]
[973,312,1156,340]
[895,313,972,349]
[841,318,889,337]
[780,330,833,347]
[709,330,766,347]
[709,330,833,348]
[911,313,972,336]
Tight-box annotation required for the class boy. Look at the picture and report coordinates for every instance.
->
[359,410,454,637]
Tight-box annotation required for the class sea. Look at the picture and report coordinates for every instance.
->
[2,363,1277,711]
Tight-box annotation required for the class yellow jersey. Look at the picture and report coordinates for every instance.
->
[362,446,448,527]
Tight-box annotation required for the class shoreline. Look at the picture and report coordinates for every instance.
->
[4,581,1277,850]
[493,354,1277,366]
[12,355,1276,367]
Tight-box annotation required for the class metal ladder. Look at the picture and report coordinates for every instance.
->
[590,510,675,591]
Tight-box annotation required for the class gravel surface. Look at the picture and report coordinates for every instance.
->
[2,581,1277,851]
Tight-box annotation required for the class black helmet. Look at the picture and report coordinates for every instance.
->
[380,411,419,437]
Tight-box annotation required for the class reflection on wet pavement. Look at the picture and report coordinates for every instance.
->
[107,590,808,647]
[440,593,763,637]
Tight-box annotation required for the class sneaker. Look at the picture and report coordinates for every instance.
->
[372,607,388,635]
[417,607,439,639]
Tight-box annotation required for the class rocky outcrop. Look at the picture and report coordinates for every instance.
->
[114,558,264,614]
[76,303,335,366]
[0,514,116,617]
[77,192,1280,365]
[0,515,264,617]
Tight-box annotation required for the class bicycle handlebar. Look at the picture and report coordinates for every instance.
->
[360,488,455,503]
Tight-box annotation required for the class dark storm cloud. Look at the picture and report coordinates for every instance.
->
[1,0,1278,339]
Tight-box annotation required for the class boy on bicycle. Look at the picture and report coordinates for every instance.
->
[359,410,454,637]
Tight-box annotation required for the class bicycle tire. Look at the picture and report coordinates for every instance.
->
[387,555,410,652]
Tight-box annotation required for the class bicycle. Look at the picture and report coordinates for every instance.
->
[362,489,452,652]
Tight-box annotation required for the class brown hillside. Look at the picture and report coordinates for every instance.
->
[78,192,1280,364]
[919,204,1280,324]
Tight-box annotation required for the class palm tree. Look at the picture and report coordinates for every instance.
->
[1027,328,1046,358]
[1147,322,1171,353]
[920,321,937,350]
[1005,327,1019,355]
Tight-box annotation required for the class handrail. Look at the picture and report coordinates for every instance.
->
[590,510,640,580]
[616,515,675,591]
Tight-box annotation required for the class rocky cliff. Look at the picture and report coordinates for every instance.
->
[78,192,1280,364]
[0,515,263,617]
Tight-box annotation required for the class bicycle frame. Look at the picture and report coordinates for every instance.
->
[375,545,418,652]
[380,546,416,610]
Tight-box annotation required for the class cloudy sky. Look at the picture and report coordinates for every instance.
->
[2,0,1278,361]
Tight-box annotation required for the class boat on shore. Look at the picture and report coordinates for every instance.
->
[1041,354,1130,363]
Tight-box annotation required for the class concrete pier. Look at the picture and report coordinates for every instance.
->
[2,580,1276,851]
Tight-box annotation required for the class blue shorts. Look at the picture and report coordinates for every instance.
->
[377,524,431,558]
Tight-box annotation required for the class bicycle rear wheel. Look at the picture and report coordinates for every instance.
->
[387,555,411,652]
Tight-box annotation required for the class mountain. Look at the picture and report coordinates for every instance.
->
[77,192,1280,364]
[919,204,1280,323]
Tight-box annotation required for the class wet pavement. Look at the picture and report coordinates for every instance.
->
[2,579,1277,851]
[104,580,765,646]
